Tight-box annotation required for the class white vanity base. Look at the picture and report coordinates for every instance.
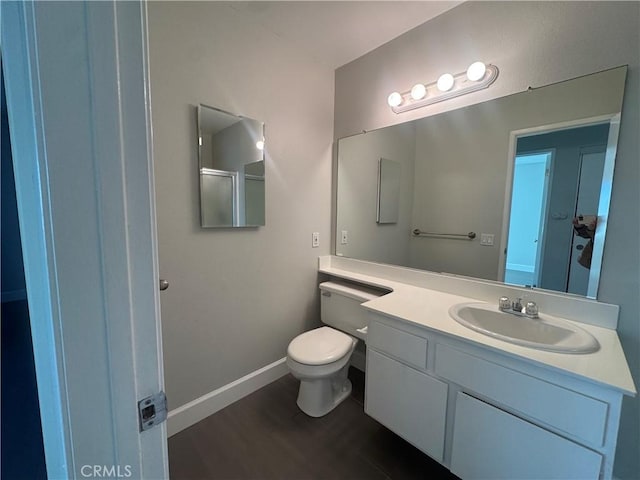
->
[365,314,624,480]
[319,256,635,480]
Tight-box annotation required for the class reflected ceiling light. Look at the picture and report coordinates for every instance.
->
[437,73,455,92]
[410,83,427,100]
[256,140,265,150]
[387,91,403,107]
[387,62,499,114]
[466,61,487,81]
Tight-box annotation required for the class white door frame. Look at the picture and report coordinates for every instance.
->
[2,2,168,478]
[498,113,620,299]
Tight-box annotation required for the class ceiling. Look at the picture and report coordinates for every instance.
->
[224,1,463,69]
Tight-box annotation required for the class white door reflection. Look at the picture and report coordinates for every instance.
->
[505,151,553,287]
[567,148,605,294]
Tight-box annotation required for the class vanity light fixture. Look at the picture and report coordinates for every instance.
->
[410,83,427,100]
[387,91,403,108]
[466,61,487,82]
[387,61,499,114]
[437,73,455,92]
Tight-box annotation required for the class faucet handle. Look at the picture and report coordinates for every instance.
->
[525,301,539,318]
[499,296,510,311]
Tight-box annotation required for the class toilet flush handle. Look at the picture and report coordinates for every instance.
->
[356,326,368,336]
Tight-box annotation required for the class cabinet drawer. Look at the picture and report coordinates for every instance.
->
[435,343,608,446]
[367,320,427,370]
[451,393,602,479]
[366,349,448,462]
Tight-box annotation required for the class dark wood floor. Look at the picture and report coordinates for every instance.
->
[169,368,458,480]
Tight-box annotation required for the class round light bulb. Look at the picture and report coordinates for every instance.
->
[256,140,265,150]
[437,73,455,92]
[410,83,427,100]
[466,61,487,82]
[387,91,403,107]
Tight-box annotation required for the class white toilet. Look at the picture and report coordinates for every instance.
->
[286,281,383,417]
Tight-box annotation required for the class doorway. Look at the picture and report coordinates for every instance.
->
[503,121,611,295]
[0,60,47,480]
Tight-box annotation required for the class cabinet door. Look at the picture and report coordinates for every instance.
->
[451,393,602,479]
[366,349,448,462]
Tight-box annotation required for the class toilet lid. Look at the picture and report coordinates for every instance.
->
[287,327,354,366]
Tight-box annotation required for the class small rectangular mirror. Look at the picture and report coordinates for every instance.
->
[377,158,401,224]
[198,104,265,227]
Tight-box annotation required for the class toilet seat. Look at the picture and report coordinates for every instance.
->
[287,327,354,365]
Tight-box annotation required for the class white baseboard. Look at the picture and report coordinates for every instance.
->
[167,357,289,437]
[351,349,366,372]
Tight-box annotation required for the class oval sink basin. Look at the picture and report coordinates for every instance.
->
[449,302,599,354]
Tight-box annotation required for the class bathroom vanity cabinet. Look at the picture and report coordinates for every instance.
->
[366,349,448,462]
[365,313,626,480]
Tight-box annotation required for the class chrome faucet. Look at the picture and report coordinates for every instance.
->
[499,296,539,319]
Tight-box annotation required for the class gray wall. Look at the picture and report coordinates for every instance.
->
[148,2,334,409]
[334,2,639,478]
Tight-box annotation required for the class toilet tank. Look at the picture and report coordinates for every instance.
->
[319,281,386,340]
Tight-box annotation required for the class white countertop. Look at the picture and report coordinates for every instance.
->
[321,264,636,396]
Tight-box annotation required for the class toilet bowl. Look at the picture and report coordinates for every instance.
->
[286,281,384,417]
[287,326,357,417]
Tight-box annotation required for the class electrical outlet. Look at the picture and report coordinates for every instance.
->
[341,230,348,245]
[480,233,494,246]
[312,232,320,248]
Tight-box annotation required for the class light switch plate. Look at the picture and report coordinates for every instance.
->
[341,230,348,245]
[312,232,320,248]
[480,233,494,246]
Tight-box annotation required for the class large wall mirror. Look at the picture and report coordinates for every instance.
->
[336,66,627,299]
[198,104,265,228]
